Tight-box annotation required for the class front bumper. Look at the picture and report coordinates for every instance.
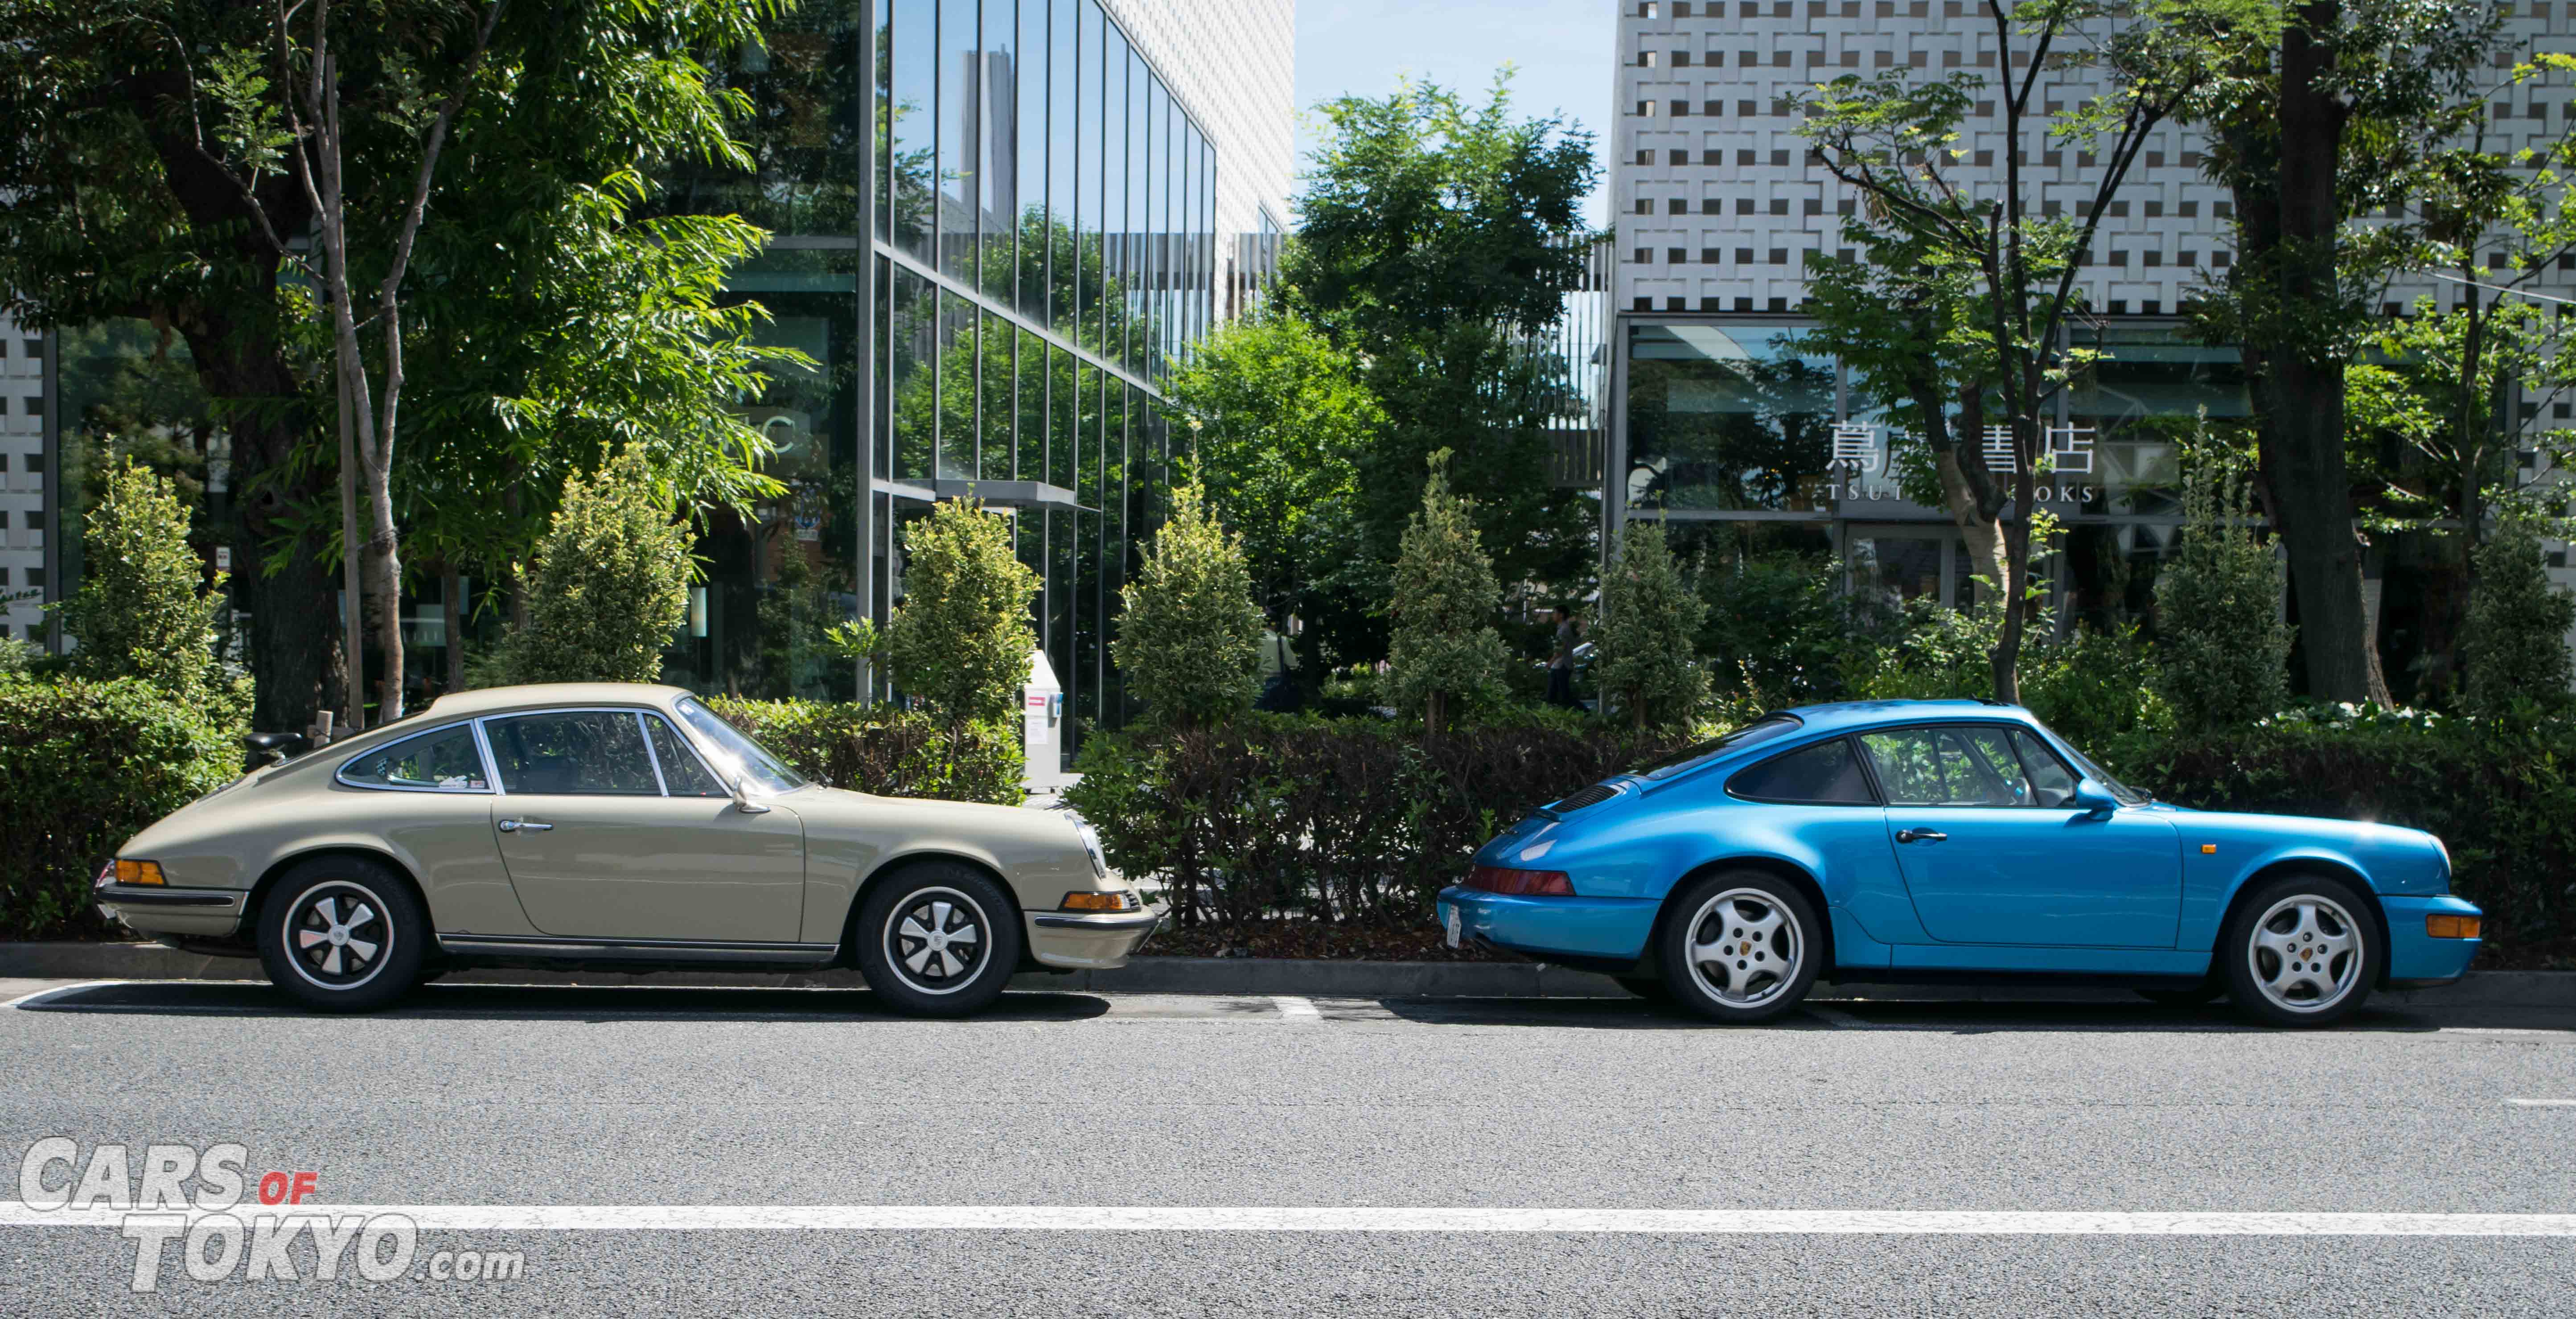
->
[93,884,247,939]
[1025,908,1162,970]
[2379,894,2483,986]
[1437,885,1660,965]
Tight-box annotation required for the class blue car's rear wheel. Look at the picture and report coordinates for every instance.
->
[1660,872,1820,1024]
[2223,872,2378,1028]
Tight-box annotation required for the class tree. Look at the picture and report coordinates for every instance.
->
[1113,484,1265,727]
[1163,308,1378,639]
[1595,521,1709,730]
[2183,0,2503,704]
[0,0,776,731]
[1287,75,1602,659]
[2152,445,2295,731]
[2461,515,2576,717]
[501,448,692,686]
[882,501,1040,727]
[1384,452,1511,735]
[53,460,226,701]
[1798,0,2215,701]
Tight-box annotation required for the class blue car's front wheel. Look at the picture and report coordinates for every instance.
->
[1660,872,1821,1024]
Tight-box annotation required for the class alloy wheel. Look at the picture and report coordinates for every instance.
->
[2246,894,2362,1015]
[282,882,394,990]
[1683,888,1804,1009]
[884,887,989,996]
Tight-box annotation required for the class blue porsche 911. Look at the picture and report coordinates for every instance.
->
[1437,700,2483,1027]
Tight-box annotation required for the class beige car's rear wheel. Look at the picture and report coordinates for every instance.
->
[855,863,1023,1017]
[256,856,427,1013]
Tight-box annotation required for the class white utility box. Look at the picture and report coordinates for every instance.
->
[1022,647,1066,790]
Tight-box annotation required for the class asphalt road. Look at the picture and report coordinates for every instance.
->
[1,978,2572,1316]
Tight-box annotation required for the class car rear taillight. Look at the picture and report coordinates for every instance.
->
[1466,865,1575,896]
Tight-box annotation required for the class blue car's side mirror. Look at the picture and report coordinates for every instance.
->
[2069,778,2120,814]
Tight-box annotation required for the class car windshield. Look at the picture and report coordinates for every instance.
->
[2037,721,2148,805]
[1631,715,1804,782]
[674,697,807,794]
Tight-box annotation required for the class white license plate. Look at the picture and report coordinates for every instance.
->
[1444,906,1463,949]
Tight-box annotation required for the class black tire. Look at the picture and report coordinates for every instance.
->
[1657,871,1822,1024]
[855,862,1023,1018]
[1615,976,1674,1004]
[2222,872,2380,1028]
[255,856,428,1013]
[2136,982,2226,1007]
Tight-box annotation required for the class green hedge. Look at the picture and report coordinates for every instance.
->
[703,698,1025,806]
[2112,712,2575,960]
[0,675,246,941]
[1066,714,1693,928]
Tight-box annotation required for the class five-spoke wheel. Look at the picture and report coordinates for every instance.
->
[2223,872,2378,1027]
[1656,871,1820,1023]
[855,862,1024,1017]
[256,856,428,1012]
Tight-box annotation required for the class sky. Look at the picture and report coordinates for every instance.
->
[1290,0,1615,230]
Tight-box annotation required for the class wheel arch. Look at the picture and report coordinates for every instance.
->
[2214,856,2395,988]
[1641,855,1835,976]
[840,850,1028,964]
[247,845,431,932]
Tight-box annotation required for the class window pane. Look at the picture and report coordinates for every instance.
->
[1097,21,1126,355]
[486,711,660,797]
[2014,731,2080,808]
[1861,727,2031,808]
[1123,45,1146,373]
[1948,728,2035,806]
[891,0,937,260]
[874,2,892,241]
[1048,343,1076,489]
[645,715,727,797]
[1730,739,1873,805]
[982,308,1014,480]
[342,725,488,792]
[674,696,809,793]
[937,0,977,281]
[1017,325,1047,480]
[939,288,976,479]
[891,266,932,481]
[1624,322,1835,513]
[1046,0,1077,332]
[1075,1,1104,341]
[978,0,1017,300]
[1015,0,1048,316]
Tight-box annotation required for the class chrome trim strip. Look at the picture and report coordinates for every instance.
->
[94,886,243,909]
[636,711,671,796]
[435,933,839,963]
[331,719,496,795]
[1030,912,1161,931]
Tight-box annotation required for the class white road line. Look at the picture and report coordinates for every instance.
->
[2506,1098,2576,1107]
[3,1204,2573,1236]
[2,981,127,1010]
[1271,995,1322,1022]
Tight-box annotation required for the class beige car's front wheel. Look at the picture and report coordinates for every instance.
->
[256,856,427,1013]
[855,863,1023,1017]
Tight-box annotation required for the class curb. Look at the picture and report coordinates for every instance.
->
[3,942,2572,1007]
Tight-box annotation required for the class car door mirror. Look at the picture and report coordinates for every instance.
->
[728,776,772,815]
[2070,778,2119,814]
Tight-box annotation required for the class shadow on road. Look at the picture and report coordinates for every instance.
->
[1372,995,2516,1035]
[11,980,1115,1024]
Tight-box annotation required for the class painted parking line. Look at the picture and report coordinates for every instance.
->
[2506,1098,2576,1107]
[2,981,125,1011]
[1271,995,1322,1022]
[4,1204,2574,1236]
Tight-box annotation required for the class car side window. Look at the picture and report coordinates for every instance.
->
[1859,727,2034,807]
[643,714,727,797]
[1729,739,1876,805]
[484,711,661,796]
[2013,731,2081,808]
[339,724,489,792]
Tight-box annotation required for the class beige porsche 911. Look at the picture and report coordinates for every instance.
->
[88,683,1155,1015]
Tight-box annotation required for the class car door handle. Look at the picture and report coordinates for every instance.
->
[1894,828,1947,844]
[496,819,552,833]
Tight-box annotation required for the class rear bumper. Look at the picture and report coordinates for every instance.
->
[2379,894,2483,985]
[1437,886,1660,965]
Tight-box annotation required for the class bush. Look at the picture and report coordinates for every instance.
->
[1383,452,1510,733]
[1113,482,1263,726]
[1067,715,1694,929]
[1844,598,2163,749]
[2152,448,2293,732]
[703,696,1024,805]
[2462,517,2576,718]
[0,674,246,940]
[1696,550,1881,707]
[882,499,1041,725]
[54,458,224,700]
[502,448,693,684]
[1594,521,1709,729]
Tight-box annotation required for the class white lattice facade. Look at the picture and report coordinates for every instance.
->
[0,312,42,645]
[1103,0,1295,248]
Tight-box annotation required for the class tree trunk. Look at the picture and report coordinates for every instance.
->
[442,564,467,693]
[336,371,366,732]
[1932,449,2010,605]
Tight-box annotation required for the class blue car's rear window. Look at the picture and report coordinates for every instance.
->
[1633,715,1804,782]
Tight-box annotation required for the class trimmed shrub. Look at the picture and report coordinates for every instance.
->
[503,447,693,684]
[883,499,1041,725]
[1384,452,1510,733]
[1595,520,1709,729]
[54,458,224,701]
[0,674,245,940]
[703,697,1024,805]
[1113,482,1263,726]
[2463,517,2576,718]
[2152,448,2293,732]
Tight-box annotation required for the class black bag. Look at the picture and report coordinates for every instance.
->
[1255,635,1305,713]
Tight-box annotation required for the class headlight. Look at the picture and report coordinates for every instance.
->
[1072,821,1108,879]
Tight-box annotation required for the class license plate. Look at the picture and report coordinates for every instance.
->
[1444,905,1463,949]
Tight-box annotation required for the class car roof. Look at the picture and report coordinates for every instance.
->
[405,682,693,722]
[1771,699,2040,737]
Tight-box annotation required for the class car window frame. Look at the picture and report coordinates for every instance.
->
[1851,720,2064,810]
[473,706,684,799]
[2007,729,2082,807]
[1725,734,1882,806]
[333,719,498,795]
[637,709,729,799]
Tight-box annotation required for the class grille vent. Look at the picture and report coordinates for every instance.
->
[1549,783,1620,814]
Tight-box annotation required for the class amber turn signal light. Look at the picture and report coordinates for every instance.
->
[2426,914,2481,940]
[115,859,166,886]
[1059,891,1134,912]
